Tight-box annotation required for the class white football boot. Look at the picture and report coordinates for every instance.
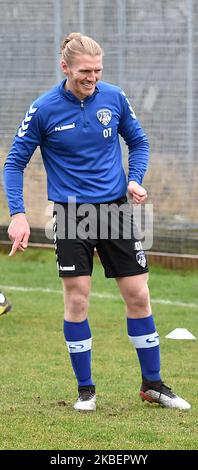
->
[140,379,191,410]
[74,385,96,411]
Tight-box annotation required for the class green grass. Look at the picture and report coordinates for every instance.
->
[0,249,197,450]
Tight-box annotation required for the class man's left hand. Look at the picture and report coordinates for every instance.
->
[128,181,148,204]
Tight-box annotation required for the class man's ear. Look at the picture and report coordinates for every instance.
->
[60,60,69,75]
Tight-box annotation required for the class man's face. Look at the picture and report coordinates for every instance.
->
[61,54,103,100]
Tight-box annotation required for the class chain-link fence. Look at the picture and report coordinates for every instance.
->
[0,0,197,253]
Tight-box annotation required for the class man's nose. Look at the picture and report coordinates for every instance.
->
[87,71,96,80]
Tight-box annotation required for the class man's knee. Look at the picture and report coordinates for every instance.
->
[118,275,150,314]
[68,290,89,313]
[62,277,90,320]
[131,283,150,309]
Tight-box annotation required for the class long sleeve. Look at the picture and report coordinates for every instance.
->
[4,103,43,215]
[118,91,149,185]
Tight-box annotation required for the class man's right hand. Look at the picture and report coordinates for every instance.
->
[8,213,30,256]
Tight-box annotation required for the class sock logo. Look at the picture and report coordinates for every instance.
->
[129,331,159,349]
[69,344,84,351]
[146,334,159,344]
[66,337,92,353]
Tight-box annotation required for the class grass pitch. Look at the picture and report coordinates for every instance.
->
[0,249,197,450]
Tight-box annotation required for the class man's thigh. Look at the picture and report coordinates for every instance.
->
[53,204,95,277]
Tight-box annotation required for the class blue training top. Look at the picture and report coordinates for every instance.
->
[4,79,149,215]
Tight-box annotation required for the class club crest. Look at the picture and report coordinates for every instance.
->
[136,251,147,268]
[97,109,112,126]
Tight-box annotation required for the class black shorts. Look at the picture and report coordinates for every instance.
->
[53,197,149,278]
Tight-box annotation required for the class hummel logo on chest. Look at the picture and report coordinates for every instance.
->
[55,123,75,131]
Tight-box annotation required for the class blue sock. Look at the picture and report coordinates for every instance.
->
[127,316,161,382]
[63,319,94,387]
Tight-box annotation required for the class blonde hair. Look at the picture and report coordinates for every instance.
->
[61,32,103,65]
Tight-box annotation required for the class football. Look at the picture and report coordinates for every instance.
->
[0,292,12,316]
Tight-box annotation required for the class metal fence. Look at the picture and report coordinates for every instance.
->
[0,0,197,253]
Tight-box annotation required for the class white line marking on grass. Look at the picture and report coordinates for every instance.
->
[1,285,198,309]
[152,298,198,309]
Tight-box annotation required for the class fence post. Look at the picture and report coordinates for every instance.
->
[54,0,62,84]
[187,0,194,170]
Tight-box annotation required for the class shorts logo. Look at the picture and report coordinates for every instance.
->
[97,108,112,126]
[134,241,143,251]
[136,251,147,268]
[59,265,75,271]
